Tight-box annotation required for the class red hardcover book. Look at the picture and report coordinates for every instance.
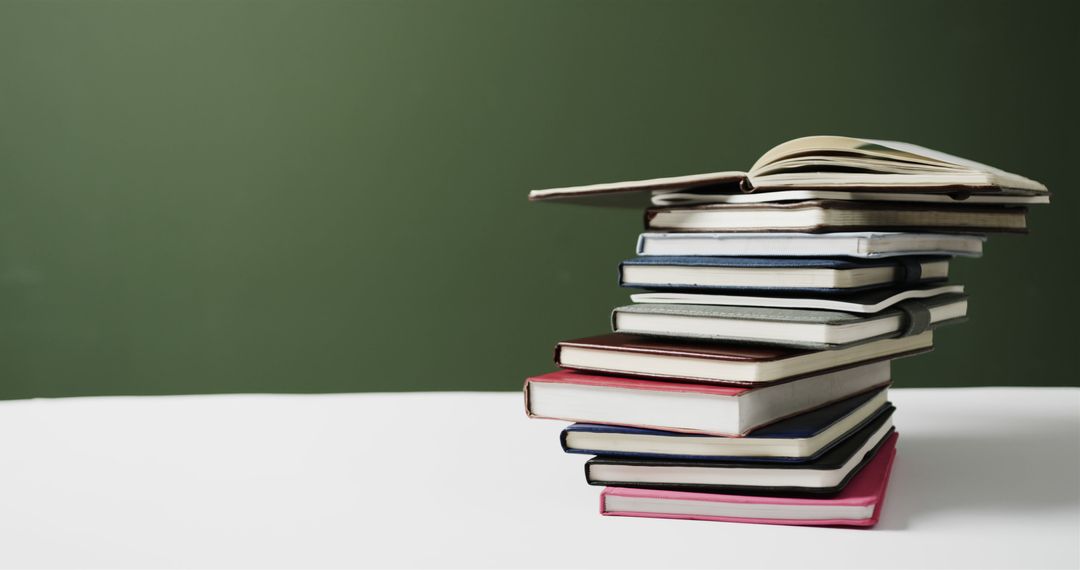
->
[600,432,899,527]
[523,364,890,437]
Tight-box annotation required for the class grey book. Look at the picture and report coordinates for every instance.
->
[635,232,985,258]
[629,284,965,314]
[611,293,967,350]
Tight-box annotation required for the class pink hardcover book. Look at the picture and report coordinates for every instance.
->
[524,365,890,436]
[600,432,899,527]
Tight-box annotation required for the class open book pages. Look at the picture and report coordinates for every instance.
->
[528,136,1049,205]
[745,136,1046,193]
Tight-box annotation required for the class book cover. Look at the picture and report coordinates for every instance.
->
[644,200,1028,234]
[524,366,891,436]
[635,231,985,258]
[611,294,967,350]
[620,254,948,293]
[554,332,930,385]
[561,388,891,462]
[629,284,966,314]
[600,432,899,527]
[584,410,894,494]
[529,136,1048,206]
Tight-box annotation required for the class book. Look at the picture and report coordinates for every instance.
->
[585,408,894,494]
[636,232,984,258]
[645,200,1027,234]
[528,136,1048,206]
[620,255,949,293]
[612,294,966,350]
[554,332,931,384]
[630,284,964,314]
[600,432,899,527]
[562,388,890,461]
[523,362,890,436]
[650,188,1051,207]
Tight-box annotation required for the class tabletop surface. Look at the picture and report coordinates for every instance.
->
[0,387,1076,569]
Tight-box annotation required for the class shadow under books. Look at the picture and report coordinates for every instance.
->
[877,418,1080,531]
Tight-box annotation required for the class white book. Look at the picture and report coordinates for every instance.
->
[636,231,984,258]
[650,188,1051,207]
[644,200,1026,233]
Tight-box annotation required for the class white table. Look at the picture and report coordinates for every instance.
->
[0,388,1076,569]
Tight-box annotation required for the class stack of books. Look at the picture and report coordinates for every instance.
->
[523,136,1049,527]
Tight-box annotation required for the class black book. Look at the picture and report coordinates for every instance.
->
[584,407,895,495]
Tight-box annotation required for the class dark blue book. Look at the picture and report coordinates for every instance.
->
[561,388,891,463]
[619,255,949,293]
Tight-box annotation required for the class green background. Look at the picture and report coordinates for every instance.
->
[1,0,1076,398]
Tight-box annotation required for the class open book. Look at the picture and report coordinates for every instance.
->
[528,136,1049,206]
